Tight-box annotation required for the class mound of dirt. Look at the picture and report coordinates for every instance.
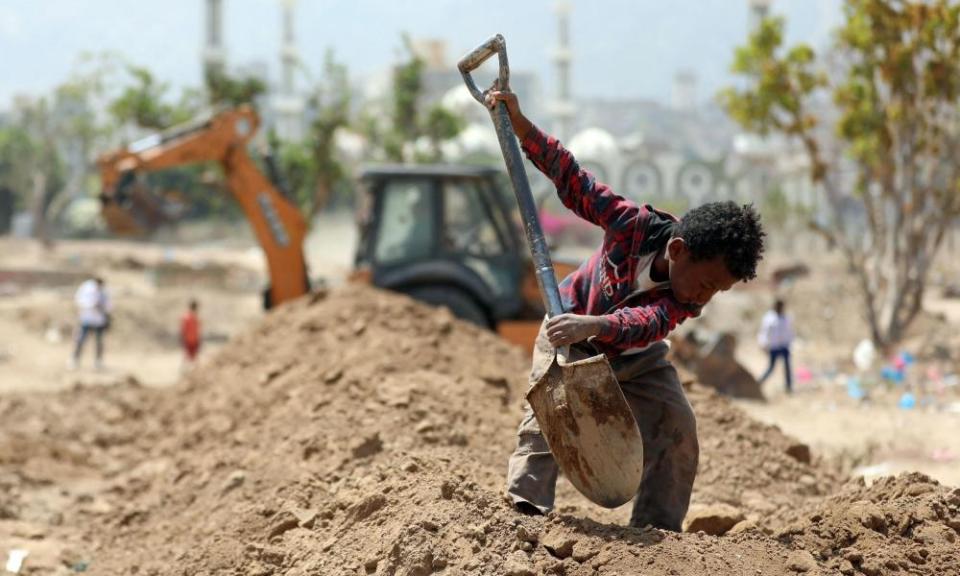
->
[773,473,960,575]
[0,286,955,575]
[688,383,836,522]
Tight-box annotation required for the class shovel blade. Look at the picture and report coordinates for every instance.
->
[526,354,644,508]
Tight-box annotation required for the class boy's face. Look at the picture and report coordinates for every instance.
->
[667,238,738,307]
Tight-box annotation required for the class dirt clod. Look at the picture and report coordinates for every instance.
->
[683,504,746,536]
[541,530,576,559]
[785,550,817,572]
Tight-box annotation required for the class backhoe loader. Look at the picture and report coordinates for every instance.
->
[97,106,310,308]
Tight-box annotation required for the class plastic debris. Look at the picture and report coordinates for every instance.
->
[846,376,865,400]
[852,339,876,371]
[898,392,916,410]
[5,549,29,574]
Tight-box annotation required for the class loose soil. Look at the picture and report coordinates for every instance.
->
[1,286,957,575]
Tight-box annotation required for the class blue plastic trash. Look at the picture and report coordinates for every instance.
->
[847,377,865,400]
[898,392,916,410]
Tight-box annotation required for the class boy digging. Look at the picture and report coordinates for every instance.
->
[486,90,765,532]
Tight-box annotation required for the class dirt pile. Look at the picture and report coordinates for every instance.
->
[0,286,956,575]
[772,473,960,575]
[687,383,836,522]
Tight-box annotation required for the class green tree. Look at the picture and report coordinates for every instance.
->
[306,49,351,215]
[0,98,66,239]
[273,49,353,216]
[0,126,43,209]
[421,104,465,162]
[391,35,425,159]
[761,186,791,230]
[109,63,204,132]
[361,34,464,163]
[205,68,267,108]
[54,53,120,175]
[720,1,960,346]
[109,65,175,130]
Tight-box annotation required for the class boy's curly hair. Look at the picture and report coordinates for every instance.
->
[675,201,765,281]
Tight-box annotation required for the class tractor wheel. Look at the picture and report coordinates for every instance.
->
[404,285,490,328]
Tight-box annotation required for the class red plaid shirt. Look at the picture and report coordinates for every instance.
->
[521,125,701,356]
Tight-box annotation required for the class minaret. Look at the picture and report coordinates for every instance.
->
[671,70,697,112]
[203,0,226,81]
[274,0,305,141]
[550,1,575,142]
[749,0,772,31]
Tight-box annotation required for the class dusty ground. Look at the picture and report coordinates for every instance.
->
[689,250,960,488]
[0,214,356,394]
[0,236,263,392]
[6,285,958,576]
[1,227,959,575]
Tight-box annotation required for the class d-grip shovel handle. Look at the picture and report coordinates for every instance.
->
[458,34,511,102]
[458,35,568,360]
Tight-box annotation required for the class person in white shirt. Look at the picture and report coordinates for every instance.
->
[71,276,111,370]
[757,299,794,393]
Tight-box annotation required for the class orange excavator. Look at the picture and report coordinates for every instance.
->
[97,105,310,308]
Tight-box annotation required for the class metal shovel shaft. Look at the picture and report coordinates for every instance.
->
[457,34,564,320]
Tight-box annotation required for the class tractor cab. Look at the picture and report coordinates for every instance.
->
[355,164,545,329]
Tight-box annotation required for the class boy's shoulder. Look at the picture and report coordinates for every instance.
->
[647,204,680,224]
[636,204,678,255]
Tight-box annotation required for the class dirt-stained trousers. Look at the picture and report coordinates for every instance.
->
[505,323,699,531]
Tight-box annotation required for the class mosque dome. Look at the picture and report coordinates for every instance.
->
[568,127,619,162]
[441,85,488,123]
[453,122,500,158]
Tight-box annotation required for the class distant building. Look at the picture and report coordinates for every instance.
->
[671,70,698,113]
[272,0,306,142]
[549,1,575,142]
[202,0,307,142]
[409,38,540,121]
[203,0,226,80]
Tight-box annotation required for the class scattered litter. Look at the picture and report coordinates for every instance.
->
[898,393,916,410]
[852,339,877,371]
[846,376,865,400]
[5,549,28,574]
[45,326,64,344]
[852,462,893,484]
[930,448,958,463]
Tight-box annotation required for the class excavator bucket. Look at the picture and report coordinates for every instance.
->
[527,352,644,508]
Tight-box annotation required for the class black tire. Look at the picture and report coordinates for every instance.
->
[404,285,490,328]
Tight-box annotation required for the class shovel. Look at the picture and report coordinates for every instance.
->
[458,35,644,508]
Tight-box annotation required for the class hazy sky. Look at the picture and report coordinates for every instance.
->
[0,0,844,110]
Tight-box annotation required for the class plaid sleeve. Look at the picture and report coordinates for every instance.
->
[521,125,637,232]
[593,295,697,351]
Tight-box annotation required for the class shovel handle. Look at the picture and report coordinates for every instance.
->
[457,34,510,103]
[458,35,568,362]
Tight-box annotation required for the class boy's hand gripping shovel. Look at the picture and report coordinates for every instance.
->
[458,35,644,508]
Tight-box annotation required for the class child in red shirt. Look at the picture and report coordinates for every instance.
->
[180,299,201,363]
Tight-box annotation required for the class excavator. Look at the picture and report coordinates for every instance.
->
[97,105,310,308]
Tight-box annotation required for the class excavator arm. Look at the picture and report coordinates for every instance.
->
[97,105,310,308]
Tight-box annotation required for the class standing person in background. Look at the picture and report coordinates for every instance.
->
[757,298,794,393]
[180,299,201,369]
[71,276,111,370]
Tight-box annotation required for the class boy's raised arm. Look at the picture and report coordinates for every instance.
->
[485,90,636,232]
